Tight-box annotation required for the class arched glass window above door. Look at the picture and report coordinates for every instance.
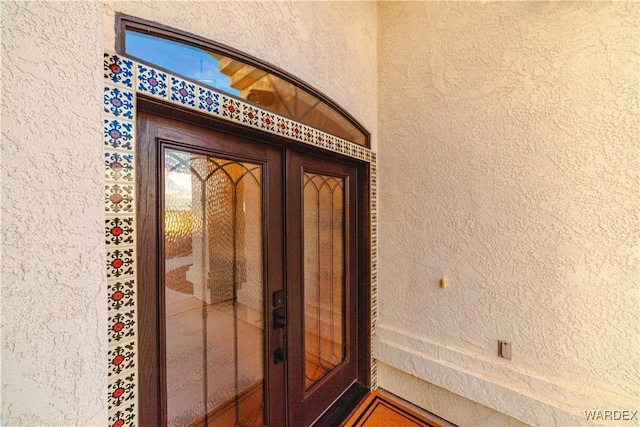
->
[118,15,369,147]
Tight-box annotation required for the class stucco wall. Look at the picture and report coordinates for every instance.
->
[1,1,377,425]
[1,2,106,425]
[376,2,639,426]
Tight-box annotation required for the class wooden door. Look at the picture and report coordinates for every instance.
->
[137,100,368,426]
[286,151,360,426]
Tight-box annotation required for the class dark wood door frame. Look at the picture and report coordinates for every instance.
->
[136,97,371,426]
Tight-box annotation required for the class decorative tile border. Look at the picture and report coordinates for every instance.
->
[104,54,134,89]
[170,76,196,107]
[198,87,220,114]
[109,401,136,427]
[105,151,134,183]
[137,64,168,99]
[103,51,378,422]
[104,118,134,151]
[104,86,135,120]
[104,52,139,427]
[370,152,378,390]
[108,372,137,412]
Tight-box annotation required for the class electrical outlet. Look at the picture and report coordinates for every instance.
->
[498,341,512,360]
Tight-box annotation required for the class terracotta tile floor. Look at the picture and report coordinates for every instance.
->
[344,391,456,427]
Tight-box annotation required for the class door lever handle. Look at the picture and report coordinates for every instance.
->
[274,307,286,328]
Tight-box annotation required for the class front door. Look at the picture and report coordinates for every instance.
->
[137,101,366,426]
[285,151,359,426]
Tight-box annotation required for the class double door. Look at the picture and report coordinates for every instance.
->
[137,103,365,426]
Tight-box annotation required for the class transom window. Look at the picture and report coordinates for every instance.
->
[118,16,369,147]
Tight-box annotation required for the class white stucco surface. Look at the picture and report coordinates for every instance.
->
[376,2,639,425]
[1,2,106,425]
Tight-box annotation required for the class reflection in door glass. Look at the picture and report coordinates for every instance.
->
[303,173,346,390]
[164,148,264,426]
[125,29,367,146]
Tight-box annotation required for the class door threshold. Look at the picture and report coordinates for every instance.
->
[312,382,369,427]
[343,390,455,427]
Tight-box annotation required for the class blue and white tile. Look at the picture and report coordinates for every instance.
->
[137,64,168,99]
[104,86,135,120]
[170,76,196,108]
[197,86,220,115]
[103,118,134,152]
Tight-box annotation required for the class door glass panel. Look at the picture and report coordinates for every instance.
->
[164,148,264,426]
[303,173,346,390]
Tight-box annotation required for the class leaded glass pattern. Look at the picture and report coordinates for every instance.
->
[164,149,264,427]
[303,173,346,389]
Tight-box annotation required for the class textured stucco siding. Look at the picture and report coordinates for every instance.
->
[1,2,106,425]
[376,2,639,426]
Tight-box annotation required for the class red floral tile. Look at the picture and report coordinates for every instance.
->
[108,372,136,410]
[108,308,135,344]
[108,340,136,377]
[106,217,134,246]
[108,278,135,312]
